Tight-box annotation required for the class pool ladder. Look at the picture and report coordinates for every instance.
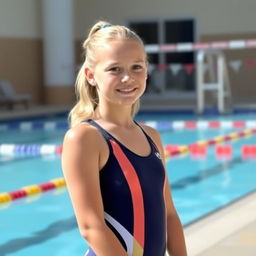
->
[196,49,232,114]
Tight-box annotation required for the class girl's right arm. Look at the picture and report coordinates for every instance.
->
[61,124,128,256]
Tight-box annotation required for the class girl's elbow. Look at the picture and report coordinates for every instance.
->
[79,221,106,241]
[79,225,91,241]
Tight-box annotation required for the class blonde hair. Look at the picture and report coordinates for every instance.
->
[69,20,147,127]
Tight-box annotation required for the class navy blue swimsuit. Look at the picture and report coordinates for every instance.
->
[85,120,166,256]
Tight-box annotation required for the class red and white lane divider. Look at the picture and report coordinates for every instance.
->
[164,128,256,160]
[165,144,256,161]
[143,120,256,131]
[145,39,256,53]
[0,178,66,205]
[1,120,255,132]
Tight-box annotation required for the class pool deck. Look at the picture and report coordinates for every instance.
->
[0,104,71,121]
[185,191,256,256]
[1,104,256,255]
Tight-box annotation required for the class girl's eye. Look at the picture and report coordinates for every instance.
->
[132,65,143,71]
[109,67,121,73]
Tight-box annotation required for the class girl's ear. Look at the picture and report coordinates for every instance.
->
[84,68,96,86]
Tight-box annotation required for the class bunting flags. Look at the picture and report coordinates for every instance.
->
[147,64,155,75]
[244,59,256,68]
[183,64,194,75]
[169,64,182,75]
[229,60,242,72]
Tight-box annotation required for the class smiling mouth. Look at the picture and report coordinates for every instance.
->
[116,88,137,93]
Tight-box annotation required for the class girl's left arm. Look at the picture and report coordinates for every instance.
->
[143,125,187,256]
[163,174,187,256]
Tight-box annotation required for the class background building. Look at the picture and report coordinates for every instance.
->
[0,0,256,109]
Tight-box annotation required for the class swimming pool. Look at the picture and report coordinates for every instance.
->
[0,112,256,256]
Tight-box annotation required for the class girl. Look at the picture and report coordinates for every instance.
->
[62,20,187,256]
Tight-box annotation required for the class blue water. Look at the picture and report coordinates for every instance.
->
[0,113,256,256]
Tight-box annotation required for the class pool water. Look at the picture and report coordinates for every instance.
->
[0,113,256,256]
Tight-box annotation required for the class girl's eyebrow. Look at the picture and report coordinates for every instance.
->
[106,62,119,66]
[105,59,146,69]
[135,59,145,62]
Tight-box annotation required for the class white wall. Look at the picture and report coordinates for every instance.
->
[0,0,255,39]
[0,0,41,38]
[75,0,256,39]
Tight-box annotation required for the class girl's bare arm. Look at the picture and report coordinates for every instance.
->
[62,124,128,256]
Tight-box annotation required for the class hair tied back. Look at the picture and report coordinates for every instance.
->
[101,24,112,29]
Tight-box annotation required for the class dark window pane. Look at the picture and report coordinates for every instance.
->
[147,53,159,64]
[129,22,158,44]
[166,52,194,64]
[165,19,194,43]
[164,19,195,90]
[164,19,195,64]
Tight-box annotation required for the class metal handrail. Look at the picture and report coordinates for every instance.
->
[196,49,231,114]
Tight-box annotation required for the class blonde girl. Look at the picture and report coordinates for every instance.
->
[62,20,187,256]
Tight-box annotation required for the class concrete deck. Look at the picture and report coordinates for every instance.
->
[185,191,256,256]
[0,104,71,121]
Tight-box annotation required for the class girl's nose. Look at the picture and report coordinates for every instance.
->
[121,74,135,83]
[121,75,130,83]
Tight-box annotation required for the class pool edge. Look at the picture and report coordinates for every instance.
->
[184,190,256,255]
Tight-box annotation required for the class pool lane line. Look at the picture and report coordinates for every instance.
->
[0,178,66,205]
[0,121,69,131]
[165,144,256,160]
[164,128,256,159]
[143,120,256,131]
[1,120,256,131]
[0,144,62,156]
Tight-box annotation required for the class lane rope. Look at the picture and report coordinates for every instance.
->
[0,144,62,156]
[0,178,66,204]
[1,142,256,159]
[164,128,256,159]
[0,121,68,131]
[1,120,255,131]
[143,120,256,131]
[165,144,256,160]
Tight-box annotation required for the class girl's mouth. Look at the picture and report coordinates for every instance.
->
[116,88,137,93]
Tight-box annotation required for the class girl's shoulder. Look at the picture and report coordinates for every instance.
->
[62,121,110,172]
[63,122,104,149]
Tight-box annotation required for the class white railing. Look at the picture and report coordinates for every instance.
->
[196,49,232,114]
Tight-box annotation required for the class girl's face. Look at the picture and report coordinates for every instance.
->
[87,40,148,109]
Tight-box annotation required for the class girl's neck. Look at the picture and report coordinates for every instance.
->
[94,105,134,127]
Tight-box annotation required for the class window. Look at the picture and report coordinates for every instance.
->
[128,18,196,94]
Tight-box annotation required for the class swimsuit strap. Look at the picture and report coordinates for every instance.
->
[86,119,159,154]
[134,120,160,153]
[86,119,114,153]
[86,119,112,139]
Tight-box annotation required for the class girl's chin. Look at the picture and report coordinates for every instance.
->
[116,96,141,105]
[118,100,137,107]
